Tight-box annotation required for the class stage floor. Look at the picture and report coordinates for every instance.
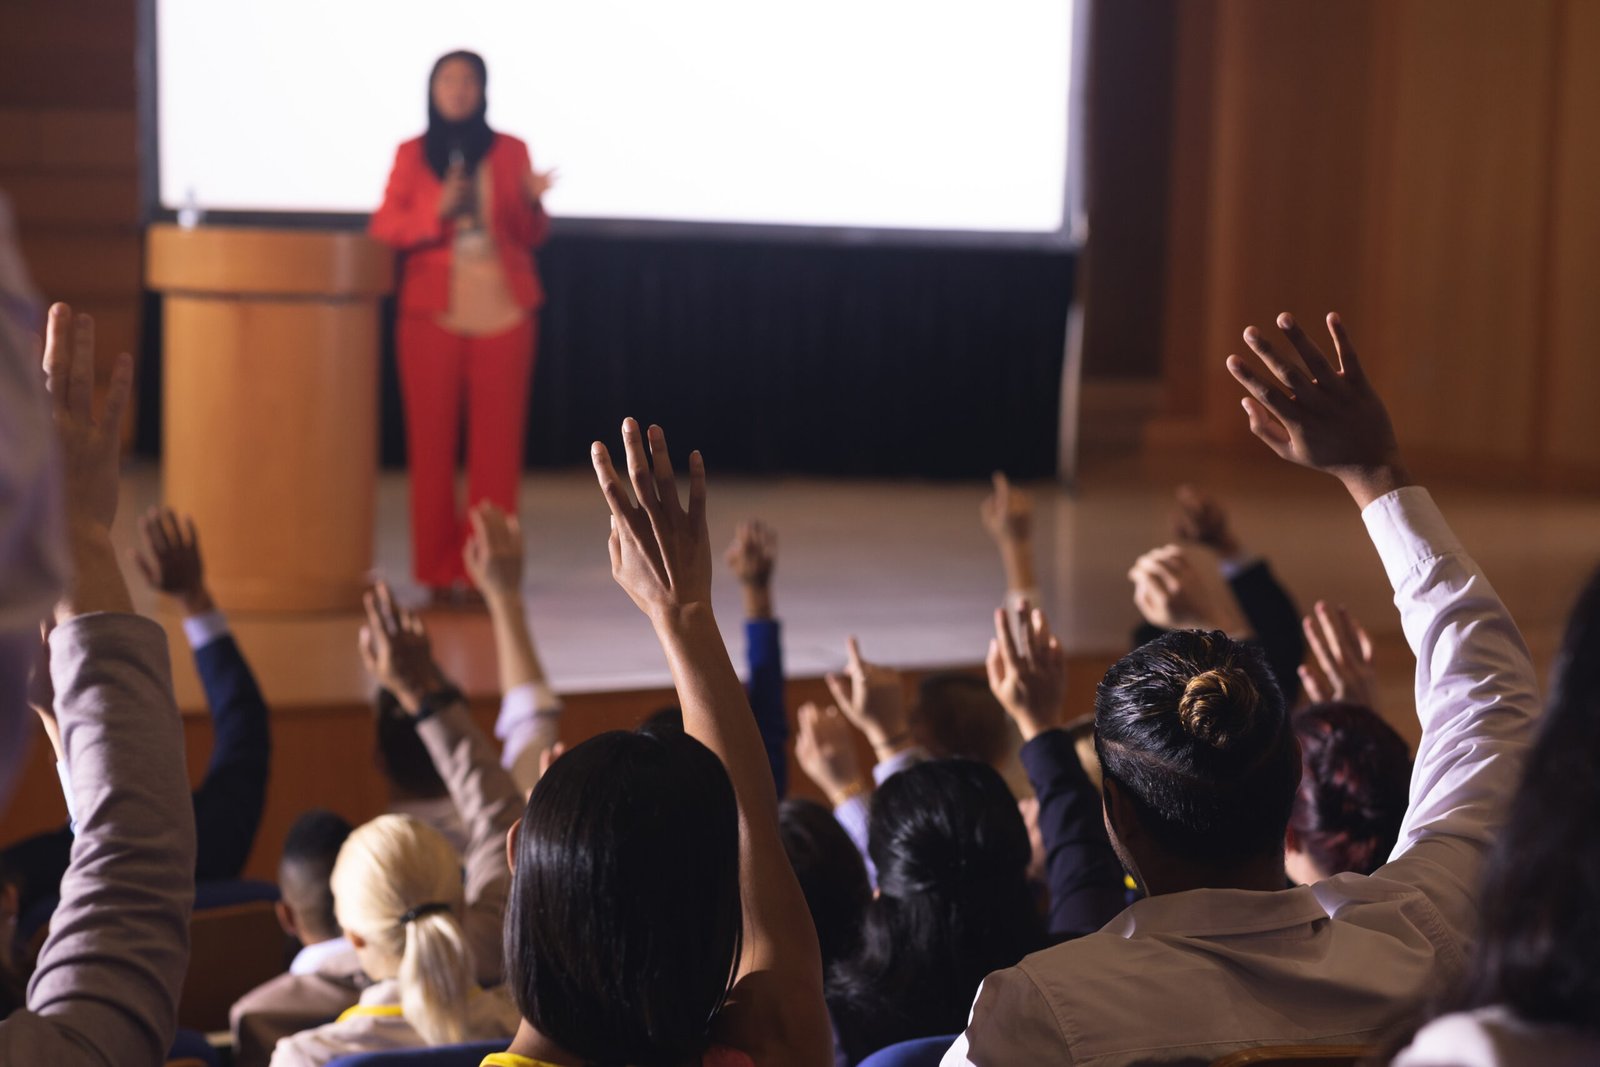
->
[116,449,1600,743]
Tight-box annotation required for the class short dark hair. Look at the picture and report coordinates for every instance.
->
[641,704,683,733]
[1095,630,1299,864]
[374,688,448,799]
[826,759,1042,1061]
[910,673,1012,767]
[504,725,742,1064]
[279,808,353,943]
[778,798,870,970]
[1290,702,1412,875]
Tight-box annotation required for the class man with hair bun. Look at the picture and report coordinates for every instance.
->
[946,312,1543,1065]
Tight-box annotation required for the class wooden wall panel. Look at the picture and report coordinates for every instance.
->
[1194,0,1380,449]
[1542,0,1600,477]
[1363,0,1559,466]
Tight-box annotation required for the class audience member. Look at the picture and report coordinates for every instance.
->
[3,504,272,921]
[725,519,789,794]
[1391,566,1600,1066]
[462,502,564,796]
[269,584,523,1066]
[945,312,1542,1063]
[826,758,1042,1064]
[777,798,869,974]
[985,603,1129,937]
[0,304,195,1064]
[486,420,830,1066]
[1285,601,1412,882]
[231,810,366,1067]
[632,519,791,794]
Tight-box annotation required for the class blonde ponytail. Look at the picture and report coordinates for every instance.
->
[331,815,478,1046]
[398,908,473,1045]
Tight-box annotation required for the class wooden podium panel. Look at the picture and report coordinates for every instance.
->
[147,225,394,611]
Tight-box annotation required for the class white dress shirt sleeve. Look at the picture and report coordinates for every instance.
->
[181,609,230,650]
[1362,487,1541,944]
[495,680,562,795]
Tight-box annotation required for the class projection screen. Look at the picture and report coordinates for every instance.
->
[146,0,1083,245]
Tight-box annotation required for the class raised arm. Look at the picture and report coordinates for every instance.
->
[133,507,272,880]
[725,520,789,795]
[1228,311,1540,938]
[358,583,525,987]
[591,420,830,1067]
[988,604,1125,938]
[980,472,1040,608]
[0,305,196,1065]
[464,502,562,794]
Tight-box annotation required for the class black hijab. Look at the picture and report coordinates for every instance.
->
[423,50,494,179]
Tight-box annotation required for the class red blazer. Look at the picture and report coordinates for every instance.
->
[369,132,551,315]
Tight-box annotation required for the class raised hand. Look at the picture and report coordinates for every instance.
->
[980,471,1033,545]
[795,702,869,807]
[986,603,1067,742]
[725,519,777,620]
[132,506,214,615]
[43,303,134,618]
[1172,485,1240,559]
[825,636,910,759]
[463,501,525,602]
[1128,544,1251,636]
[359,581,448,714]
[1226,312,1409,507]
[44,304,131,533]
[1299,600,1380,711]
[591,419,712,623]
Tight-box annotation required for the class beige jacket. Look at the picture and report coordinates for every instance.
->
[267,701,523,1066]
[230,941,369,1067]
[0,614,197,1065]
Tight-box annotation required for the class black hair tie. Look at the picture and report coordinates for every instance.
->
[399,902,452,926]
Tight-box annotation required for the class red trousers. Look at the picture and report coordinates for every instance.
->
[397,315,536,588]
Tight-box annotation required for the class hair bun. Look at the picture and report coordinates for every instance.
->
[1178,667,1258,750]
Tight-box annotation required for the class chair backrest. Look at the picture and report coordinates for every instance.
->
[1210,1045,1376,1067]
[857,1034,960,1067]
[326,1040,507,1066]
[178,885,290,1032]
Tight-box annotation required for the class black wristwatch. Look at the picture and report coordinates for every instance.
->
[413,684,465,723]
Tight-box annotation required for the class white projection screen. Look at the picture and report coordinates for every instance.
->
[147,0,1084,245]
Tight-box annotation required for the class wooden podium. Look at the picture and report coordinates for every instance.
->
[146,224,394,612]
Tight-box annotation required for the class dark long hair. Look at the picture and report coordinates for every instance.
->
[1447,566,1600,1028]
[503,726,743,1065]
[1289,702,1412,876]
[778,798,870,971]
[423,50,494,179]
[1095,630,1299,864]
[826,759,1042,1064]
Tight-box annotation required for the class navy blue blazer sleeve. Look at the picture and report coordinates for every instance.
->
[1019,729,1127,940]
[1227,560,1304,705]
[744,618,789,797]
[190,634,272,880]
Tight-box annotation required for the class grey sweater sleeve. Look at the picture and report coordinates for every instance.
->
[0,613,197,1066]
[417,702,523,989]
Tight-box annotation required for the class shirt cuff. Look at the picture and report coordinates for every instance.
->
[872,745,924,785]
[182,609,230,650]
[1218,554,1262,581]
[1360,486,1461,589]
[494,681,562,736]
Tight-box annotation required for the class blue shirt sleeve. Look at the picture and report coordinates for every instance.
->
[744,618,789,797]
